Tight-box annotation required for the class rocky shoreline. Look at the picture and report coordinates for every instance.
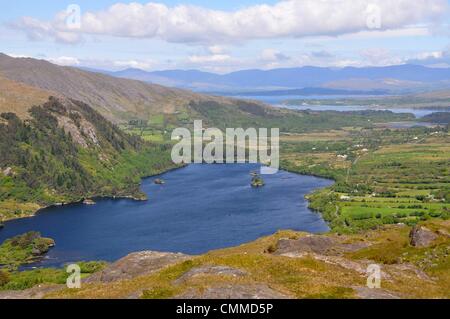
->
[0,165,187,228]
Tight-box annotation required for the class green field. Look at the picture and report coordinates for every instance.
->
[281,126,450,233]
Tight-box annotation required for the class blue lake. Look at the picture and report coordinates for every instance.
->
[0,164,332,267]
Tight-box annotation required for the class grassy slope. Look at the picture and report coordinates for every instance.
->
[0,261,106,291]
[0,76,53,119]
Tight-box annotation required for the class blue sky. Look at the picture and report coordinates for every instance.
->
[1,0,449,73]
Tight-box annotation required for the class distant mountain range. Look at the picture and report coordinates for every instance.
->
[101,65,450,93]
[1,52,449,129]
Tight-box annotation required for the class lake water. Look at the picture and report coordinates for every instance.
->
[231,95,447,118]
[0,164,332,267]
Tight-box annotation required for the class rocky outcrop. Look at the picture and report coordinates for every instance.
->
[274,235,369,257]
[174,265,247,284]
[409,226,438,247]
[82,199,96,205]
[55,106,100,149]
[353,287,401,299]
[273,233,436,285]
[276,236,335,256]
[0,284,63,300]
[2,167,14,177]
[312,254,369,275]
[84,251,190,283]
[175,284,291,299]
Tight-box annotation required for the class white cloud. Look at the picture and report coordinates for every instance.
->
[406,47,450,67]
[355,46,450,68]
[311,51,334,59]
[260,49,290,62]
[12,0,449,44]
[112,59,156,70]
[188,54,232,64]
[334,26,432,40]
[11,55,157,71]
[359,48,404,66]
[207,45,226,55]
[6,53,33,58]
[12,16,82,44]
[48,56,80,66]
[333,59,365,68]
[415,50,445,60]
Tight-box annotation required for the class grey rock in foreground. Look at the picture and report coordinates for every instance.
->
[174,265,247,284]
[85,251,191,283]
[0,284,63,299]
[409,226,438,247]
[175,284,291,299]
[354,287,401,299]
[275,234,369,257]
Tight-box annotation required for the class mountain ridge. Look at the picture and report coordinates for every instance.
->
[105,64,450,92]
[0,54,230,123]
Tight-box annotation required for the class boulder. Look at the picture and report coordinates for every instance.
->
[276,236,336,256]
[2,167,13,176]
[174,284,291,299]
[409,226,438,247]
[31,248,42,255]
[353,287,401,299]
[84,251,190,283]
[82,199,96,205]
[174,265,247,284]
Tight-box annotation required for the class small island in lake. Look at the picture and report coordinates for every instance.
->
[251,175,265,188]
[0,232,55,270]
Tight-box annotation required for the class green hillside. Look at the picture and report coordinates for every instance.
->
[0,97,177,222]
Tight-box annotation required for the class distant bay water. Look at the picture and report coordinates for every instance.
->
[230,94,446,118]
